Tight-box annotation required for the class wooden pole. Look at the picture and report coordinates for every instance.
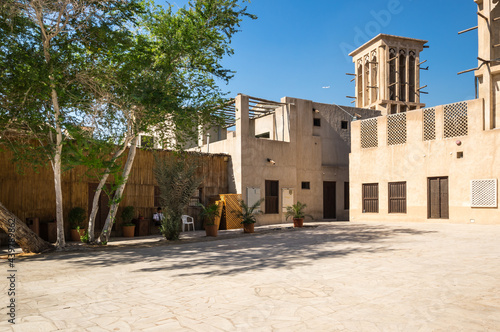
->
[458,26,478,35]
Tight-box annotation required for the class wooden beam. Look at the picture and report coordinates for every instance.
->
[417,85,428,91]
[346,73,356,76]
[477,11,488,21]
[247,95,289,106]
[346,96,356,99]
[417,60,428,66]
[458,26,478,35]
[457,67,478,75]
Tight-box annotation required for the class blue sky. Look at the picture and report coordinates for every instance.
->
[158,0,479,108]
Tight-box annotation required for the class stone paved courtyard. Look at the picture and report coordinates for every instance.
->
[2,221,500,331]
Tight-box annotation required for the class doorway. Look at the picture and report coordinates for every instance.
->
[323,181,336,219]
[427,177,449,219]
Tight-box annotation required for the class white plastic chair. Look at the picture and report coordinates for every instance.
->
[182,215,195,232]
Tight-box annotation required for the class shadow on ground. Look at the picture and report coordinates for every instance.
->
[24,223,436,277]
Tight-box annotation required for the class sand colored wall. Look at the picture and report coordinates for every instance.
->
[203,94,380,225]
[350,98,500,224]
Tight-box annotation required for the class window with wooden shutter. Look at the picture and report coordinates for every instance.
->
[362,183,379,213]
[388,182,406,213]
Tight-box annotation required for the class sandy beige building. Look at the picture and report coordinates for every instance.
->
[192,95,379,225]
[349,0,499,224]
[349,34,427,115]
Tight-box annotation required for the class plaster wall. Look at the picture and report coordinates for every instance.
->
[350,98,500,224]
[204,94,379,225]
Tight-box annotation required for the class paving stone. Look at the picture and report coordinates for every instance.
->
[5,222,500,331]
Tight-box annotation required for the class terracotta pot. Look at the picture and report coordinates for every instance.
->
[205,224,218,237]
[70,228,86,242]
[122,225,135,237]
[293,218,304,228]
[243,223,255,233]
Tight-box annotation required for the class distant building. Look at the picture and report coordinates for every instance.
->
[349,0,499,224]
[192,95,379,225]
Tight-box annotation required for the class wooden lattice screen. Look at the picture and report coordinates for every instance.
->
[219,194,242,230]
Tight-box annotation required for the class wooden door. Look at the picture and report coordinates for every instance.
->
[428,177,449,219]
[323,181,336,219]
[265,180,279,214]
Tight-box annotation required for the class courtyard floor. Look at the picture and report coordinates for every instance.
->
[2,221,500,331]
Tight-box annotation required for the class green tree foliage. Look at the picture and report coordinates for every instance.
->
[153,153,202,240]
[0,0,255,246]
[0,0,144,247]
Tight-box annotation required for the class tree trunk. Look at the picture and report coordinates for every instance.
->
[87,138,132,243]
[51,88,66,248]
[97,136,139,244]
[0,202,53,253]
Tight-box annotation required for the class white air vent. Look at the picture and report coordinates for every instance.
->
[471,179,497,208]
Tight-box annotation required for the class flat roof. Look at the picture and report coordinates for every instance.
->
[348,34,428,57]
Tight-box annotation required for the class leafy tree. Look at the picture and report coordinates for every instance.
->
[0,0,143,248]
[93,0,255,244]
[153,153,202,240]
[0,0,255,247]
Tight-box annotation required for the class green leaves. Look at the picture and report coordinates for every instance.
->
[285,202,313,221]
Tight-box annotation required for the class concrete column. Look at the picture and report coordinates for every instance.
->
[405,48,410,104]
[416,51,421,105]
[234,94,249,196]
[378,116,388,148]
[379,45,387,102]
[407,109,423,143]
[475,0,493,129]
[468,98,485,135]
[435,105,444,140]
[350,120,361,153]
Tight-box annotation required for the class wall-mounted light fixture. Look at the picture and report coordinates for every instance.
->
[266,158,276,165]
[456,140,462,146]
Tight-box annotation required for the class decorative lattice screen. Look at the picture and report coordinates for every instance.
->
[387,113,407,146]
[423,108,436,141]
[471,179,497,208]
[220,194,243,229]
[444,102,468,138]
[360,118,378,149]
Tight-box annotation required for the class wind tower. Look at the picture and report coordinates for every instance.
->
[473,0,500,129]
[349,34,428,115]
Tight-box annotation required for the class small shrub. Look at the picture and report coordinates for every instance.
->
[122,206,135,226]
[69,207,86,229]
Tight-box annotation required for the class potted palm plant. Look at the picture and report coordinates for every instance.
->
[122,206,135,237]
[235,199,263,233]
[198,202,221,237]
[285,201,313,227]
[69,207,86,241]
